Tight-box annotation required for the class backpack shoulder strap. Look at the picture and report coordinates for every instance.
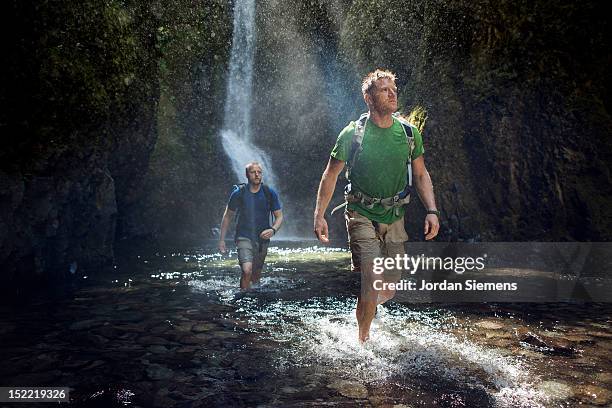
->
[392,113,416,187]
[347,112,369,178]
[233,183,247,213]
[392,113,416,160]
[262,184,273,212]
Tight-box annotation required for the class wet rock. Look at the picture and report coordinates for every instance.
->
[179,335,204,345]
[579,385,611,405]
[368,395,393,406]
[148,322,174,334]
[11,370,62,385]
[594,372,612,383]
[152,388,176,407]
[540,330,565,338]
[173,322,194,332]
[62,357,91,370]
[563,334,594,343]
[566,370,586,379]
[113,311,146,323]
[147,345,169,354]
[537,380,573,400]
[213,330,239,339]
[327,380,368,399]
[69,319,103,330]
[94,325,120,338]
[475,320,504,330]
[515,349,545,359]
[146,364,174,380]
[519,332,578,356]
[86,333,109,348]
[82,360,106,371]
[32,352,62,371]
[485,330,513,339]
[589,331,612,339]
[138,336,171,346]
[192,323,217,333]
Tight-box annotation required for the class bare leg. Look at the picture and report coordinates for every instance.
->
[376,241,404,305]
[251,261,263,284]
[356,259,379,343]
[240,262,253,290]
[251,243,267,285]
[377,288,396,305]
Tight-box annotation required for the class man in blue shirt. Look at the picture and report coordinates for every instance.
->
[218,162,283,290]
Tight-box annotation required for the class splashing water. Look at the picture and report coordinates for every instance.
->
[236,299,546,407]
[3,244,610,407]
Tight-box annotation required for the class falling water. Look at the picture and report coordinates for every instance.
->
[220,0,277,187]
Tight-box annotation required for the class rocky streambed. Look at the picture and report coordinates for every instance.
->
[1,244,611,407]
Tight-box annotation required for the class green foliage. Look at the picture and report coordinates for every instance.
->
[4,0,158,172]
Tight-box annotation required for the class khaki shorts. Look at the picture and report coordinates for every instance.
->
[345,210,408,281]
[236,237,269,266]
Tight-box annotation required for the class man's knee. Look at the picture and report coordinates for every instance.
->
[241,262,253,275]
[378,288,396,304]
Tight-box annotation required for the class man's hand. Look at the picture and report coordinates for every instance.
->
[218,240,227,253]
[314,215,330,244]
[259,229,274,240]
[424,214,440,240]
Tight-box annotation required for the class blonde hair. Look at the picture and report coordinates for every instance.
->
[244,161,262,177]
[361,69,397,95]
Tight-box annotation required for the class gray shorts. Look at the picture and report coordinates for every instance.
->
[236,237,269,266]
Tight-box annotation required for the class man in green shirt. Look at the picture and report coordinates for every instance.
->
[314,69,440,343]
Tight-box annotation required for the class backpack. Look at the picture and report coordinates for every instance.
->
[330,112,416,216]
[233,183,274,215]
[347,112,416,184]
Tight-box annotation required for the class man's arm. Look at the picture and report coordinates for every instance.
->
[314,157,345,243]
[412,156,439,240]
[218,206,235,252]
[260,209,283,240]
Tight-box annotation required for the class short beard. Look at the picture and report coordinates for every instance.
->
[372,102,395,116]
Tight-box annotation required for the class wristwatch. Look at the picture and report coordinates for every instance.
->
[271,226,278,235]
[426,209,440,218]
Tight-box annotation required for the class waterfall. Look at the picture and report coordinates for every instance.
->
[220,0,277,188]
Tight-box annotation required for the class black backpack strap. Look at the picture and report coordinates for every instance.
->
[233,183,247,214]
[262,184,273,213]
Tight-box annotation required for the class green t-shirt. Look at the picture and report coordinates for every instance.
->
[330,116,424,224]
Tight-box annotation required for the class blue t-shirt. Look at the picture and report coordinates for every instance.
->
[227,184,282,242]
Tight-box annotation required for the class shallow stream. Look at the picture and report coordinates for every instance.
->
[1,242,611,407]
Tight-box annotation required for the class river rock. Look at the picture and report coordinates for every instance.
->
[519,332,577,356]
[147,345,169,354]
[69,319,102,330]
[475,320,504,330]
[485,330,513,339]
[146,364,174,380]
[579,385,611,405]
[327,380,368,399]
[213,330,239,339]
[589,331,612,339]
[594,372,612,383]
[192,323,217,333]
[537,380,574,400]
[138,336,171,346]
